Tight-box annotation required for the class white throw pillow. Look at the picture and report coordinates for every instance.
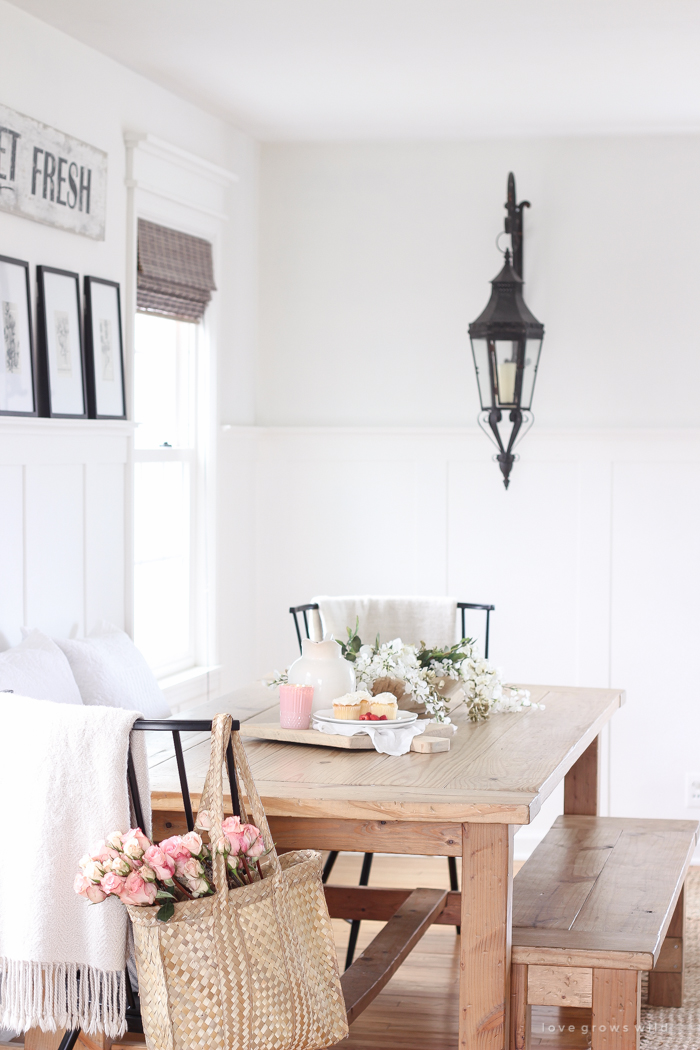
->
[0,630,83,705]
[55,622,171,718]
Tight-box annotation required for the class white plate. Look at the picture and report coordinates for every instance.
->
[313,708,418,726]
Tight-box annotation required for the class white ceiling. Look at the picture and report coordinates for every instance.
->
[7,0,700,139]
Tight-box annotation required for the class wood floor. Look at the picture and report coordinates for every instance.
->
[326,852,592,1050]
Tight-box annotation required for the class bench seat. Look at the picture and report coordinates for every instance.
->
[510,814,699,1049]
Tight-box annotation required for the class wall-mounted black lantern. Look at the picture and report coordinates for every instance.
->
[469,173,544,488]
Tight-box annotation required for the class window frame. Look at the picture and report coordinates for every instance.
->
[124,138,224,692]
[133,435,197,680]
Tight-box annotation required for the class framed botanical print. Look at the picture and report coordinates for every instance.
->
[36,266,86,418]
[84,276,126,420]
[0,255,36,416]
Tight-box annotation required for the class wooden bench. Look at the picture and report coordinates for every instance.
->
[510,814,699,1049]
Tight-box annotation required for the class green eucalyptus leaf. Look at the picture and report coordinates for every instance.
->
[156,902,175,923]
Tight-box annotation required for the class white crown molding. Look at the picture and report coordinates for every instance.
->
[124,132,238,186]
[124,179,228,222]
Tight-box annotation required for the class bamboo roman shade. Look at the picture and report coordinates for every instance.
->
[137,219,216,322]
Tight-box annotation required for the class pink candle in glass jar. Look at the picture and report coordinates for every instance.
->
[279,684,315,729]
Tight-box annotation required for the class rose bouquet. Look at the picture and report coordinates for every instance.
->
[75,815,267,923]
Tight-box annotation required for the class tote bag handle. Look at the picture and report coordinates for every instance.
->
[197,713,281,892]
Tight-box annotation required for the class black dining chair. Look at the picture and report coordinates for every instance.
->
[57,717,241,1050]
[289,600,494,965]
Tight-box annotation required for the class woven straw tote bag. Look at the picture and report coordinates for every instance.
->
[127,713,349,1050]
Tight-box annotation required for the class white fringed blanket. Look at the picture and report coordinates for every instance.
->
[0,696,149,1037]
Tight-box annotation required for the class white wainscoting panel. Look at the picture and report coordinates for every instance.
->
[85,462,125,631]
[218,425,700,859]
[25,463,85,638]
[610,460,700,822]
[0,465,25,648]
[0,419,131,651]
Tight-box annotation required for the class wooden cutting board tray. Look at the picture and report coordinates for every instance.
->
[239,722,451,753]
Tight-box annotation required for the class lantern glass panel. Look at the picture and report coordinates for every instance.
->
[519,336,543,411]
[470,336,492,411]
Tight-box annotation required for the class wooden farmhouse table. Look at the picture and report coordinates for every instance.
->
[148,683,624,1050]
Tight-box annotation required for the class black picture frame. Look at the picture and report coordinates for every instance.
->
[0,255,37,416]
[36,265,87,419]
[84,276,126,420]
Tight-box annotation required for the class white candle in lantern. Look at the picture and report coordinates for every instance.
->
[497,360,517,404]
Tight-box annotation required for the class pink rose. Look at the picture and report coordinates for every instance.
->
[74,873,91,897]
[240,825,264,857]
[121,871,157,906]
[109,856,132,877]
[181,857,204,880]
[196,809,212,830]
[214,836,231,856]
[101,872,127,898]
[143,845,175,881]
[75,874,108,903]
[181,832,203,857]
[188,877,210,897]
[221,816,245,854]
[139,865,156,883]
[177,860,210,898]
[221,816,241,836]
[160,835,192,862]
[106,831,124,851]
[122,835,145,861]
[82,859,106,883]
[245,836,264,859]
[126,828,152,852]
[91,841,120,864]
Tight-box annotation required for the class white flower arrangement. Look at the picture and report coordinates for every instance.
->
[338,623,542,724]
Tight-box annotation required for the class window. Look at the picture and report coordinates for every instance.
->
[133,313,199,676]
[131,218,216,681]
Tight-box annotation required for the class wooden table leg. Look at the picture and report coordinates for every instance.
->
[460,823,514,1050]
[564,734,601,815]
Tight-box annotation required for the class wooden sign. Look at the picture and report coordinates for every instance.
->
[0,105,107,240]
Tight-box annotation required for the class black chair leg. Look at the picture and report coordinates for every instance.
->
[57,1032,80,1050]
[448,856,460,934]
[322,850,339,883]
[345,852,373,970]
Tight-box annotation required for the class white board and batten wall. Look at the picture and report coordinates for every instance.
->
[0,2,258,691]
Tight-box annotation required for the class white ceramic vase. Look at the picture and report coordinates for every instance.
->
[286,637,356,713]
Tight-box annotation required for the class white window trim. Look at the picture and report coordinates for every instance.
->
[124,134,237,685]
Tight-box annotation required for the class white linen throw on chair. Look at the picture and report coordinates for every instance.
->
[314,595,458,647]
[0,696,150,1037]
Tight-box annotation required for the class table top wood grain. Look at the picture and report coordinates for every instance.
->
[149,682,624,824]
